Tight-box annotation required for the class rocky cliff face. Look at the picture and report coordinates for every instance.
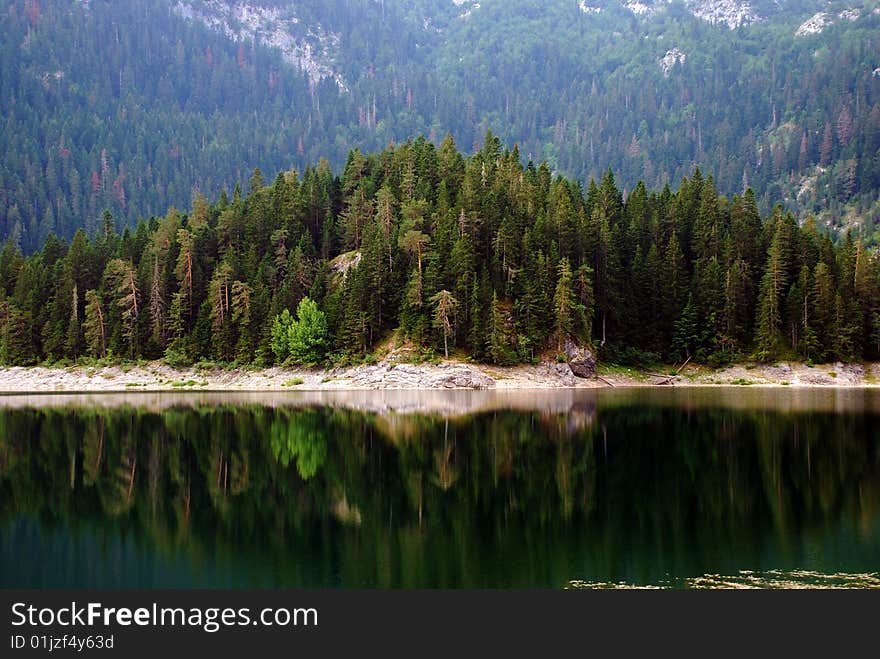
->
[685,1,760,29]
[580,1,874,30]
[579,1,760,28]
[659,47,686,77]
[172,1,347,88]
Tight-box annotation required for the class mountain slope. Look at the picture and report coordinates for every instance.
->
[2,0,879,251]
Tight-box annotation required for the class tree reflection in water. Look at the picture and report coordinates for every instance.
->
[0,395,878,587]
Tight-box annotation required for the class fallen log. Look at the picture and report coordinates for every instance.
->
[676,355,692,374]
[649,356,692,385]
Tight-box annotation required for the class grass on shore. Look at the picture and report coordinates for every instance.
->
[596,363,651,381]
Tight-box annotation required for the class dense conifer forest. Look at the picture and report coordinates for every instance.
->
[0,134,877,368]
[2,0,879,252]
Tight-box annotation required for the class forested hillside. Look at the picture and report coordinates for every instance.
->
[2,0,880,253]
[1,136,878,368]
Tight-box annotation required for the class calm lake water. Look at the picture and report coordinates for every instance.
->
[1,388,879,589]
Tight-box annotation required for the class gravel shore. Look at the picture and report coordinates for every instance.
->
[0,359,877,394]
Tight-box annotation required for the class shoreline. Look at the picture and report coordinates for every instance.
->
[0,359,878,394]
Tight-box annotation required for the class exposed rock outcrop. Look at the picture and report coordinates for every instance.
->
[172,0,347,89]
[348,362,495,390]
[686,1,759,30]
[659,47,686,77]
[537,362,577,387]
[621,1,760,29]
[562,339,596,379]
[795,12,832,36]
[578,2,604,15]
[429,365,496,389]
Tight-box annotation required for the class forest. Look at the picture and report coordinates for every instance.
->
[0,133,878,369]
[2,0,879,253]
[2,403,877,587]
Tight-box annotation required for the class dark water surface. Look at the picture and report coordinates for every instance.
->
[1,388,878,588]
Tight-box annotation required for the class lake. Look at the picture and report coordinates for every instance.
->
[1,388,878,588]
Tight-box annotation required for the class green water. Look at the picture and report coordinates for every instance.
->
[1,389,878,588]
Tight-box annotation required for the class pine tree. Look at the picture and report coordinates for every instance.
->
[451,231,476,333]
[175,228,195,325]
[722,258,750,351]
[853,243,879,357]
[550,181,576,261]
[788,266,819,360]
[754,229,788,359]
[574,264,595,343]
[672,294,699,359]
[812,262,836,360]
[65,283,83,358]
[661,232,686,350]
[340,187,373,250]
[103,258,139,358]
[148,256,165,350]
[374,185,397,270]
[590,205,621,347]
[0,301,32,365]
[835,293,861,362]
[398,229,431,338]
[190,192,210,232]
[208,262,234,360]
[231,280,253,360]
[695,256,725,355]
[360,220,390,336]
[430,290,458,358]
[692,176,721,264]
[488,291,511,364]
[820,121,834,166]
[83,289,106,358]
[399,230,430,297]
[553,257,579,350]
[0,240,23,297]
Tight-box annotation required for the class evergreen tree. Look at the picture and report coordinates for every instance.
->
[812,262,837,360]
[552,257,579,350]
[430,290,459,358]
[65,283,83,358]
[103,258,140,358]
[83,289,107,358]
[672,294,699,360]
[754,229,788,359]
[488,291,511,365]
[0,300,32,365]
[1,137,880,370]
